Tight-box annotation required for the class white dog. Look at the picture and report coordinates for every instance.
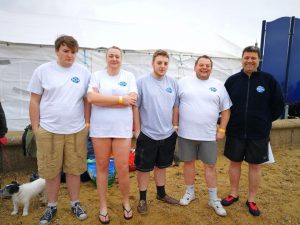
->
[2,178,46,216]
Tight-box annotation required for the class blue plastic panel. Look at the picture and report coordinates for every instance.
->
[287,18,300,103]
[261,17,290,101]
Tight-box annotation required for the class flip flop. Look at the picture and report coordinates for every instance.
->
[122,205,133,220]
[99,213,110,224]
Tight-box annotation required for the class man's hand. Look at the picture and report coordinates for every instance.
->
[122,95,137,106]
[216,128,225,141]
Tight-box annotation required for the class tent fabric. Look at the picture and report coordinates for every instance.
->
[0,9,242,57]
[0,43,241,131]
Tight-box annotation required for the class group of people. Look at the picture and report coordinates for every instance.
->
[26,35,284,225]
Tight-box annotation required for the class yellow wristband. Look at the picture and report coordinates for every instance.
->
[86,123,90,128]
[218,128,226,133]
[118,96,123,104]
[173,125,179,129]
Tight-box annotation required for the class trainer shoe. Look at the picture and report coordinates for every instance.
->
[179,191,195,206]
[137,200,148,214]
[71,202,88,220]
[221,195,239,206]
[39,206,57,225]
[209,199,227,216]
[246,201,260,216]
[156,194,179,205]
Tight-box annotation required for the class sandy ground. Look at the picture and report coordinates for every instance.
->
[1,147,299,225]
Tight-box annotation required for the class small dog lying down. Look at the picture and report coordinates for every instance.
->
[2,178,46,216]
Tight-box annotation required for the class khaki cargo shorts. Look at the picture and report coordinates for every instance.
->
[35,127,88,179]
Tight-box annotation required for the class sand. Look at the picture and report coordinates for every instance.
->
[1,147,299,225]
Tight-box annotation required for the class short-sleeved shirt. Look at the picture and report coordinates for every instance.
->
[27,61,91,134]
[136,74,178,140]
[178,76,232,141]
[88,69,137,138]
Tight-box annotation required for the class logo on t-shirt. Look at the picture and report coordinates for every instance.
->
[209,87,217,92]
[256,86,265,93]
[71,76,80,83]
[119,81,127,86]
[166,87,172,93]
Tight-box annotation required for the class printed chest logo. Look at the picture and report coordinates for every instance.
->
[119,81,127,86]
[166,87,172,93]
[256,86,265,93]
[71,76,80,83]
[209,87,217,92]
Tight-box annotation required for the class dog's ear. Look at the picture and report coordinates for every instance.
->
[5,184,20,194]
[11,185,20,193]
[11,181,20,186]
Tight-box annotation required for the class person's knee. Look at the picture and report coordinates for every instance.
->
[249,163,261,172]
[116,163,129,174]
[204,163,215,171]
[230,161,242,168]
[184,160,195,167]
[96,161,109,171]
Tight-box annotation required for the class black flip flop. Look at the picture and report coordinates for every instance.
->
[99,213,110,224]
[122,205,133,220]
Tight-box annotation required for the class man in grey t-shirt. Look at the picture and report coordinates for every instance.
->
[133,50,179,215]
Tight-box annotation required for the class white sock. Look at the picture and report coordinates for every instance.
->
[70,200,79,207]
[48,202,58,208]
[186,185,195,194]
[208,187,218,201]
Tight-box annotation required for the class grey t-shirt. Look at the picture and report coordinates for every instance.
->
[136,74,179,140]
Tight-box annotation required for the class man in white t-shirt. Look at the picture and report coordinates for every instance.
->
[27,35,91,225]
[174,55,231,217]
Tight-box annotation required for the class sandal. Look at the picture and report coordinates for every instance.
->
[122,205,133,220]
[99,213,110,224]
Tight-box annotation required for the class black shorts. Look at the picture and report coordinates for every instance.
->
[134,131,177,172]
[224,136,269,164]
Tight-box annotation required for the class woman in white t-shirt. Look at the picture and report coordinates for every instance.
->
[87,46,137,224]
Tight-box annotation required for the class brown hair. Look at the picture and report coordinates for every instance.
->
[55,35,79,52]
[106,46,123,58]
[194,55,213,67]
[152,49,169,62]
[242,46,261,58]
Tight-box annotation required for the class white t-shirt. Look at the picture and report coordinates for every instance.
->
[88,69,137,138]
[27,61,91,134]
[178,76,232,141]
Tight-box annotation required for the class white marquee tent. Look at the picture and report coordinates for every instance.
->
[0,0,299,131]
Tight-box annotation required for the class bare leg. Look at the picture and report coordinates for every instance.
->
[137,171,150,191]
[183,160,195,185]
[154,167,166,186]
[93,138,111,219]
[66,174,81,201]
[203,163,217,188]
[46,174,61,203]
[112,138,132,218]
[248,163,261,202]
[229,161,242,197]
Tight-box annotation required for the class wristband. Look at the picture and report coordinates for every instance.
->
[173,125,179,129]
[118,96,123,104]
[86,123,90,128]
[218,128,226,133]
